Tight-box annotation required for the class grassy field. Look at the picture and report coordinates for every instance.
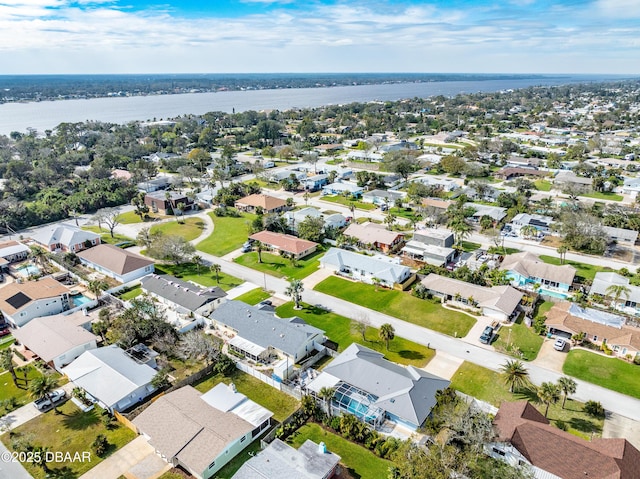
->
[234,250,323,280]
[154,263,243,291]
[208,440,264,479]
[320,195,377,210]
[197,212,257,256]
[0,366,64,405]
[82,226,133,245]
[119,285,143,300]
[116,210,168,224]
[314,277,476,337]
[150,217,206,242]
[493,316,544,361]
[389,206,421,221]
[234,288,271,305]
[460,241,482,252]
[0,401,136,479]
[194,369,299,422]
[579,191,623,201]
[277,302,434,368]
[288,423,392,479]
[534,179,553,191]
[563,350,640,399]
[450,362,604,439]
[539,255,616,281]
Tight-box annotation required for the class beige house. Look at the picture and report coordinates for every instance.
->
[249,231,319,260]
[235,194,288,214]
[77,244,155,283]
[343,222,404,253]
[0,277,71,327]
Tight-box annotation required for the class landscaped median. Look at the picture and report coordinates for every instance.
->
[196,212,257,256]
[314,276,476,337]
[276,302,434,368]
[234,249,323,280]
[563,349,640,399]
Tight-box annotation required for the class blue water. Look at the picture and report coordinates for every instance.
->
[71,294,93,306]
[0,74,623,135]
[16,264,40,277]
[539,288,569,299]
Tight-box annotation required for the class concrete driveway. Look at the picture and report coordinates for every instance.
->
[79,436,165,479]
[423,351,464,380]
[603,412,640,450]
[532,338,567,373]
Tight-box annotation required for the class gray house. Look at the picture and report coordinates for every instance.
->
[141,274,227,317]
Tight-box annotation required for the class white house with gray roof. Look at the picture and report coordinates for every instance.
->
[591,272,640,315]
[209,301,325,364]
[305,343,450,430]
[282,207,347,234]
[141,274,227,317]
[320,247,411,288]
[31,224,100,253]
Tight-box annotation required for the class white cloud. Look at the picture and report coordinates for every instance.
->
[595,0,640,18]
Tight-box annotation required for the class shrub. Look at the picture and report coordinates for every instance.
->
[92,434,109,457]
[634,355,640,366]
[584,400,605,419]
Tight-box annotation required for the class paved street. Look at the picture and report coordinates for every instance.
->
[0,441,32,479]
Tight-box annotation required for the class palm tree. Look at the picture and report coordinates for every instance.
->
[520,225,538,239]
[318,387,335,417]
[372,277,381,292]
[192,254,203,275]
[557,245,568,265]
[285,279,304,309]
[255,241,264,263]
[448,217,472,246]
[0,349,18,386]
[605,284,631,308]
[210,263,222,283]
[537,381,561,417]
[87,279,108,300]
[500,359,530,393]
[384,213,397,231]
[379,323,395,350]
[29,373,60,413]
[558,377,577,409]
[28,245,47,269]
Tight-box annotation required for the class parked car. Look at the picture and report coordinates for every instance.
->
[258,300,273,306]
[0,328,10,337]
[33,389,66,411]
[479,326,494,344]
[241,242,253,253]
[554,338,567,351]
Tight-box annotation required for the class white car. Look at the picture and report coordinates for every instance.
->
[554,338,567,351]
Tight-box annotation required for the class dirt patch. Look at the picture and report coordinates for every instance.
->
[540,236,564,248]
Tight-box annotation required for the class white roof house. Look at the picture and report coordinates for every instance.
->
[62,345,157,412]
[31,225,101,253]
[320,247,411,287]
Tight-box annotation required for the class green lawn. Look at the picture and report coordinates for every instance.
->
[154,263,243,291]
[460,241,482,252]
[320,195,377,210]
[193,369,299,422]
[314,277,476,337]
[535,300,555,318]
[0,335,14,351]
[234,250,323,280]
[579,191,623,201]
[492,316,544,361]
[277,302,434,368]
[234,288,271,305]
[450,362,604,440]
[0,401,136,479]
[534,179,553,191]
[389,207,421,221]
[197,212,257,256]
[0,366,64,405]
[116,210,168,224]
[539,255,616,281]
[563,350,640,399]
[209,439,264,479]
[82,226,133,245]
[118,285,143,300]
[288,423,392,479]
[150,217,206,242]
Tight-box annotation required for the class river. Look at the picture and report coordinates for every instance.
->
[0,75,619,135]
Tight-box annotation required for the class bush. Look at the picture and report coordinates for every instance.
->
[92,434,110,457]
[634,355,640,366]
[584,400,605,419]
[533,316,547,335]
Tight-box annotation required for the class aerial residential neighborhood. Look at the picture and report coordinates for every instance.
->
[3,79,640,479]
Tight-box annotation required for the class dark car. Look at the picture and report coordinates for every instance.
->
[479,326,494,344]
[0,328,10,338]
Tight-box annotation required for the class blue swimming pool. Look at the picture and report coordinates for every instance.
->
[16,264,41,277]
[71,293,93,307]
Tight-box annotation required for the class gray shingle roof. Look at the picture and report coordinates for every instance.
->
[141,274,227,312]
[210,301,324,357]
[320,247,410,285]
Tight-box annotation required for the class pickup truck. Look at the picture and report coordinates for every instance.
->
[479,326,495,344]
[33,389,66,411]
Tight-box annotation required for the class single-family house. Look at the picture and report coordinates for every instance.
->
[345,150,383,162]
[621,177,640,196]
[362,189,406,206]
[459,185,501,202]
[465,203,507,223]
[268,170,307,184]
[554,170,592,187]
[232,439,341,479]
[144,190,194,215]
[137,176,172,192]
[490,401,640,479]
[320,247,412,288]
[421,198,453,212]
[602,226,638,245]
[401,240,456,267]
[414,228,455,248]
[305,343,450,430]
[304,174,329,192]
[591,272,640,315]
[62,344,157,412]
[495,167,549,181]
[133,384,273,479]
[140,274,227,318]
[209,300,325,365]
[249,231,319,260]
[0,240,30,270]
[0,277,71,327]
[321,181,364,197]
[343,222,404,253]
[505,157,542,168]
[544,301,640,359]
[413,176,460,192]
[77,244,155,283]
[508,214,554,234]
[421,273,523,321]
[12,310,99,371]
[235,194,288,214]
[282,208,347,234]
[31,225,100,254]
[499,252,576,297]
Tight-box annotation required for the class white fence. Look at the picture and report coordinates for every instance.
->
[233,360,283,391]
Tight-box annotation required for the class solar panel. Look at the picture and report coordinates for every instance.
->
[6,292,31,310]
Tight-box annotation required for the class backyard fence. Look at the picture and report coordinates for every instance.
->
[233,360,283,391]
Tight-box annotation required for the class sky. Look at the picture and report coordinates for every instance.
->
[1,0,639,74]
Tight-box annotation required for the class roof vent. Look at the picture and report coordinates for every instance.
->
[318,442,327,454]
[228,382,237,393]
